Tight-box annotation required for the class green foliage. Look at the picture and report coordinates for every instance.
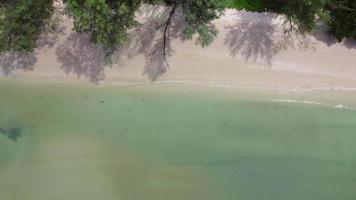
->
[0,0,54,52]
[224,0,355,40]
[0,0,355,67]
[278,0,328,33]
[225,0,329,33]
[64,0,223,61]
[178,0,224,47]
[327,0,356,41]
[64,0,142,62]
[224,0,266,12]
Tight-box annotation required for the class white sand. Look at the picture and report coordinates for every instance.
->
[1,8,356,95]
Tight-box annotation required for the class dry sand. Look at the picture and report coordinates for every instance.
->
[1,8,356,98]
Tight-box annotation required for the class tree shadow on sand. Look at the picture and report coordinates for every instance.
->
[55,6,186,82]
[0,52,37,76]
[224,11,313,66]
[313,32,338,46]
[56,33,107,83]
[116,6,187,81]
[141,9,187,81]
[313,31,356,49]
[343,39,356,49]
[0,12,66,76]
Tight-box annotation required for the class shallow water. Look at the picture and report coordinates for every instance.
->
[1,80,356,200]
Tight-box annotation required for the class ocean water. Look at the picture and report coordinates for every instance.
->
[1,80,356,200]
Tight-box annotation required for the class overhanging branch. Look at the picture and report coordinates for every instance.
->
[162,5,176,67]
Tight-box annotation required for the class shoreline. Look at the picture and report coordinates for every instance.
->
[1,9,356,108]
[3,75,356,93]
[1,77,356,111]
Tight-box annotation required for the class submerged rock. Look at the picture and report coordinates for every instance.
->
[0,126,23,142]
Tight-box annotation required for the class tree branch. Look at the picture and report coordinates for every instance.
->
[162,6,176,67]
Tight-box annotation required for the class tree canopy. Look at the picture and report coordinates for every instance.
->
[227,0,355,37]
[0,0,355,64]
[0,0,54,52]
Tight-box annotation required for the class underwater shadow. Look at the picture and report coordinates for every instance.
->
[0,126,23,142]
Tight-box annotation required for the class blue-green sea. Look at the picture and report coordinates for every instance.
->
[1,80,356,200]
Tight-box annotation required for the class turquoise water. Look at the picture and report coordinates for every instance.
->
[1,80,356,200]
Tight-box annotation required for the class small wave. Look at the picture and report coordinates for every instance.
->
[273,99,323,105]
[313,87,356,92]
[333,104,354,110]
[273,99,354,110]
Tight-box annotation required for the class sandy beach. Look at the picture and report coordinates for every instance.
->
[1,8,356,100]
[2,6,356,200]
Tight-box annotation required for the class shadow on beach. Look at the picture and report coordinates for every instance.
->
[1,9,355,81]
[313,32,356,49]
[224,11,313,66]
[343,39,356,49]
[54,6,187,82]
[56,33,107,83]
[116,6,187,81]
[0,15,66,76]
[0,52,37,76]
